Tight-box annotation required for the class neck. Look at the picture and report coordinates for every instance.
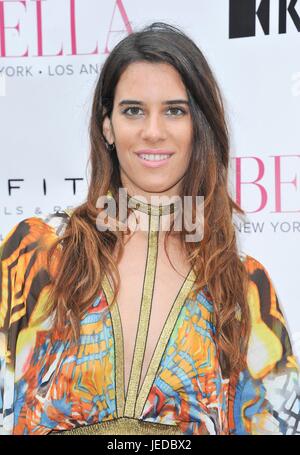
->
[127,193,180,214]
[105,188,183,236]
[126,191,182,236]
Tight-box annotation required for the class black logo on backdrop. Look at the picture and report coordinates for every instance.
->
[229,0,300,38]
[7,178,84,195]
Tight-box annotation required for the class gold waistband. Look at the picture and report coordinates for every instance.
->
[50,417,183,435]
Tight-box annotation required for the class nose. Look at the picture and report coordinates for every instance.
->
[140,112,167,142]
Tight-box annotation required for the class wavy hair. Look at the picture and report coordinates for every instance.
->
[45,22,250,378]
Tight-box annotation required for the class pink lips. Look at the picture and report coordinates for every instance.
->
[135,149,174,168]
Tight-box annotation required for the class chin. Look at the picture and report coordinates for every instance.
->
[137,185,173,194]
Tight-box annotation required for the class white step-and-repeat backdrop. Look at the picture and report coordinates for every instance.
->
[0,0,299,359]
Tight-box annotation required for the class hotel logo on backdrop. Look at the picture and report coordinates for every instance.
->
[229,0,300,38]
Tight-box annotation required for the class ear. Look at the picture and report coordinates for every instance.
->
[102,115,115,145]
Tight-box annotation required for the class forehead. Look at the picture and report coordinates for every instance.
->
[114,61,187,101]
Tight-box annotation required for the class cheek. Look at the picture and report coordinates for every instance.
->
[114,122,136,150]
[173,121,193,144]
[114,125,135,164]
[178,130,193,158]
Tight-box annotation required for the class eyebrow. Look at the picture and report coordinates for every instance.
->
[118,99,190,106]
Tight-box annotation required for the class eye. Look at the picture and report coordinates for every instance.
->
[121,106,187,117]
[122,107,143,116]
[166,107,186,116]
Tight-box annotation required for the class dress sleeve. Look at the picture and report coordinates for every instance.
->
[0,218,56,434]
[228,256,300,435]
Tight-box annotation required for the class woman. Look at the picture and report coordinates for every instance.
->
[0,22,299,435]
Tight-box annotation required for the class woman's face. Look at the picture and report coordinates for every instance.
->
[103,61,193,199]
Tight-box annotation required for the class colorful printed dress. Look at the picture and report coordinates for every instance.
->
[0,209,299,435]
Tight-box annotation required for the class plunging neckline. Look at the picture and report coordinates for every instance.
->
[102,267,196,419]
[101,203,197,419]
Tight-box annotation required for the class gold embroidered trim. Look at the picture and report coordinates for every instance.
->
[102,275,125,417]
[102,210,197,421]
[134,267,196,418]
[127,194,181,216]
[124,213,160,417]
[51,417,183,435]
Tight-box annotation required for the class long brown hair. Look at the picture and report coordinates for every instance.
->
[45,22,250,378]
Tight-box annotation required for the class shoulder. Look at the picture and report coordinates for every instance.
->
[240,254,289,335]
[240,254,285,323]
[1,210,71,260]
[43,209,72,237]
[239,253,272,284]
[0,210,72,333]
[243,255,283,304]
[240,253,277,303]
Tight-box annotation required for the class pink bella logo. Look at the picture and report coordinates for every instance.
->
[234,155,300,213]
[0,0,132,58]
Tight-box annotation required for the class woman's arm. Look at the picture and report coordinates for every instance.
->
[228,256,300,435]
[0,217,57,434]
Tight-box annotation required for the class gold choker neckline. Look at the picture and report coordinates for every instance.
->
[106,189,182,216]
[127,194,181,216]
